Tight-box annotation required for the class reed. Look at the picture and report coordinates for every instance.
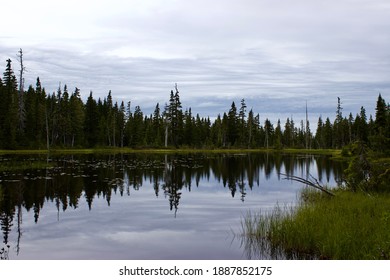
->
[243,189,390,259]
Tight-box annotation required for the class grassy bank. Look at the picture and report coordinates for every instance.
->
[0,147,341,156]
[243,189,390,260]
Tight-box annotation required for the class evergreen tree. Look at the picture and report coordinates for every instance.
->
[314,116,324,149]
[1,58,389,152]
[117,101,126,148]
[238,99,247,146]
[166,84,183,147]
[264,118,274,148]
[24,85,38,146]
[46,91,58,146]
[227,101,238,146]
[348,113,354,143]
[52,84,71,146]
[253,113,261,147]
[84,92,98,147]
[283,118,293,148]
[1,59,19,148]
[323,117,333,148]
[96,97,108,146]
[69,87,85,147]
[152,103,163,146]
[106,90,115,146]
[275,119,282,149]
[371,94,390,152]
[0,77,3,146]
[375,94,387,136]
[210,114,224,147]
[334,97,344,148]
[183,108,194,147]
[354,106,368,143]
[247,109,255,148]
[133,105,145,146]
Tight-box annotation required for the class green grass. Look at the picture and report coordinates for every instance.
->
[281,148,341,157]
[243,189,390,260]
[0,147,341,156]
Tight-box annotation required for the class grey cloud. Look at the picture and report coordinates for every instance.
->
[1,0,389,125]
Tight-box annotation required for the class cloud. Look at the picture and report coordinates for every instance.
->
[1,0,389,125]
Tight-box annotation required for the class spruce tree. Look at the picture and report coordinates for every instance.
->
[238,99,247,146]
[334,97,344,148]
[314,116,324,149]
[152,103,163,146]
[84,92,98,147]
[1,59,19,148]
[166,84,183,147]
[375,94,387,135]
[69,88,85,147]
[227,102,238,146]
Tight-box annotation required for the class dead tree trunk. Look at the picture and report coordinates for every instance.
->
[280,173,335,196]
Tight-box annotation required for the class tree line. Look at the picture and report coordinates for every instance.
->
[0,57,389,152]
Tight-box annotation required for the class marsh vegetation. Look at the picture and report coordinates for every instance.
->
[241,143,390,260]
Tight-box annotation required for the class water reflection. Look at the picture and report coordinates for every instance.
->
[0,152,345,259]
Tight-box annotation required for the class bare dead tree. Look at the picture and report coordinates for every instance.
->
[280,173,335,196]
[17,48,26,133]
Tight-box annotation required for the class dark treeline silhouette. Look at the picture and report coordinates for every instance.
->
[0,58,389,152]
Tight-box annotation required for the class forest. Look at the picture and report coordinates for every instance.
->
[0,57,389,153]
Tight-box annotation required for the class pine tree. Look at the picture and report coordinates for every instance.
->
[59,85,71,145]
[371,94,389,152]
[247,109,255,148]
[35,78,47,147]
[275,119,282,149]
[283,118,292,147]
[106,90,114,146]
[24,85,37,146]
[183,108,194,147]
[117,101,126,148]
[84,92,98,147]
[238,99,247,146]
[354,106,368,142]
[69,87,85,147]
[314,116,324,149]
[210,114,224,147]
[324,117,333,148]
[0,76,5,147]
[166,84,183,147]
[132,105,144,146]
[1,59,19,148]
[375,94,387,136]
[152,103,163,146]
[227,101,238,146]
[334,97,344,148]
[97,97,107,146]
[264,119,274,148]
[348,113,354,143]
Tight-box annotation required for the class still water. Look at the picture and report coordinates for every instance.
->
[0,152,345,260]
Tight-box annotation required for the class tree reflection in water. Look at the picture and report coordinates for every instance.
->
[0,152,345,259]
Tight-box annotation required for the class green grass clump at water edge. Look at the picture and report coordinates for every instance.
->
[245,189,390,259]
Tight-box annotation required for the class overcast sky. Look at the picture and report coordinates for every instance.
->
[1,0,389,126]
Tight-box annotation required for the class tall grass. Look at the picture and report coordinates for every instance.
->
[242,189,390,259]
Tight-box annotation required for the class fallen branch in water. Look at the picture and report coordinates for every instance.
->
[280,173,335,196]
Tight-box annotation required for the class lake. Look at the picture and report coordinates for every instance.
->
[0,152,345,260]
